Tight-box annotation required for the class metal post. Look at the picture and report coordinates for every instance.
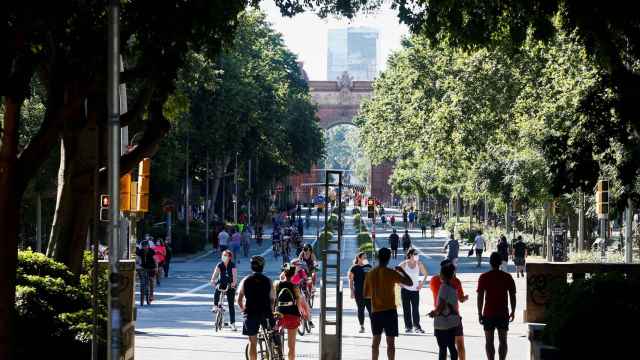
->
[107,0,122,358]
[206,152,209,243]
[185,131,190,237]
[578,192,585,251]
[234,152,238,224]
[625,198,633,263]
[248,159,252,226]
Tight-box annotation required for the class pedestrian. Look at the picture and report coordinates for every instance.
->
[512,236,527,278]
[230,227,242,263]
[241,226,252,258]
[408,210,416,229]
[237,256,276,360]
[349,252,373,333]
[210,249,238,331]
[163,238,172,278]
[136,240,156,305]
[363,248,413,360]
[443,233,460,267]
[381,214,387,229]
[421,221,427,239]
[218,226,230,253]
[430,219,437,239]
[402,209,408,227]
[398,249,428,333]
[472,231,486,267]
[152,239,166,284]
[477,252,517,360]
[430,259,469,360]
[275,264,303,360]
[401,230,412,254]
[429,263,461,360]
[390,215,396,227]
[497,235,509,272]
[388,229,400,259]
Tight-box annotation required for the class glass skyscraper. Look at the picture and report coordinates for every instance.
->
[327,27,378,81]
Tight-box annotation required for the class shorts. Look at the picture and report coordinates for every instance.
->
[514,257,526,266]
[475,249,484,256]
[454,323,464,337]
[277,314,300,330]
[483,316,509,332]
[243,316,272,336]
[370,309,399,337]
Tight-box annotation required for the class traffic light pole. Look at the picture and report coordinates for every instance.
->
[107,1,122,359]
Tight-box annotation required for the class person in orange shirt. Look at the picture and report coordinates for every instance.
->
[430,259,469,360]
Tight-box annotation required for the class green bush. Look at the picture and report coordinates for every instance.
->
[15,251,107,358]
[458,225,482,244]
[354,213,362,226]
[352,208,361,215]
[357,232,372,250]
[326,213,340,232]
[543,272,639,358]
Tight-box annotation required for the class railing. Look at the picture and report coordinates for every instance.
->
[525,262,640,323]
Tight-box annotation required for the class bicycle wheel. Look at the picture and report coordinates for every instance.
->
[305,319,312,333]
[215,310,224,332]
[297,320,305,336]
[246,342,270,360]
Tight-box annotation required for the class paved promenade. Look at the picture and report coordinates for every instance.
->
[136,207,530,359]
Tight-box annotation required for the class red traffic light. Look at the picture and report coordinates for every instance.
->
[100,194,111,208]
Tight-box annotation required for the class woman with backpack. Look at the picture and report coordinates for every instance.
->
[276,264,306,360]
[429,263,461,360]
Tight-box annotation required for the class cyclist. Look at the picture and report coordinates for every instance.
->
[237,256,276,360]
[298,244,317,290]
[136,240,156,305]
[272,226,281,258]
[275,264,304,360]
[210,250,238,331]
[289,259,314,328]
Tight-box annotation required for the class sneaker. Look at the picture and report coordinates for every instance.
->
[405,328,413,333]
[359,326,365,333]
[231,323,237,332]
[414,327,425,334]
[309,321,315,328]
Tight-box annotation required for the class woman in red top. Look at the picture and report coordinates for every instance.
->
[430,259,469,360]
[152,239,167,284]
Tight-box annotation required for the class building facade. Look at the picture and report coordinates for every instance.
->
[327,27,379,81]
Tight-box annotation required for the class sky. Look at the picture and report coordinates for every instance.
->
[260,1,409,81]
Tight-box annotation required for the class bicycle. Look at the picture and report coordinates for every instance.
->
[214,285,228,332]
[244,318,284,360]
[297,284,313,336]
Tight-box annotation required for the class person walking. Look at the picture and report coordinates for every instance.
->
[388,229,400,259]
[477,252,517,360]
[364,248,413,360]
[163,238,172,278]
[230,227,242,263]
[401,230,412,254]
[390,215,396,228]
[275,264,303,360]
[430,259,469,360]
[136,240,156,305]
[349,252,373,333]
[472,231,486,267]
[497,235,510,272]
[241,226,252,258]
[398,249,428,333]
[238,256,276,360]
[218,226,230,253]
[429,263,461,360]
[421,221,427,239]
[512,236,527,278]
[402,209,408,228]
[210,250,238,331]
[408,209,416,230]
[443,233,460,267]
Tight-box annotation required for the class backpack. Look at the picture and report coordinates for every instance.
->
[276,284,297,309]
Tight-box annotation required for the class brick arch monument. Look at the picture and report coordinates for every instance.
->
[289,71,393,204]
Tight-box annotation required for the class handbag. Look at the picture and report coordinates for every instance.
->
[468,249,474,257]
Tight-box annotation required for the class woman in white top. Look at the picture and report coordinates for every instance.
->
[399,248,429,333]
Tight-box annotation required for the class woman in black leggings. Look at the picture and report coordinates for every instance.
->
[348,252,372,333]
[429,263,460,360]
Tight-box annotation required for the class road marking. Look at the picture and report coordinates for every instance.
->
[163,282,212,301]
[190,249,214,262]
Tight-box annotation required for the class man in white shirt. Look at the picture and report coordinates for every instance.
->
[218,227,230,253]
[472,231,486,267]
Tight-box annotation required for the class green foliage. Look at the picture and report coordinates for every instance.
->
[352,207,361,215]
[353,213,361,226]
[15,251,107,358]
[356,232,373,253]
[543,272,640,358]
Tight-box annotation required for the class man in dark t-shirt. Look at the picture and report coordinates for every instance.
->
[512,236,527,278]
[477,252,516,360]
[388,229,400,259]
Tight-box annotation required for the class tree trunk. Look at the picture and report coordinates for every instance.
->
[0,97,23,360]
[210,156,231,219]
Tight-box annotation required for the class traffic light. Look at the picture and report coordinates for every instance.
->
[137,158,151,212]
[120,172,132,212]
[367,198,375,219]
[99,194,111,222]
[596,179,609,219]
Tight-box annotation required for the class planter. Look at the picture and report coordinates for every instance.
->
[529,323,561,360]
